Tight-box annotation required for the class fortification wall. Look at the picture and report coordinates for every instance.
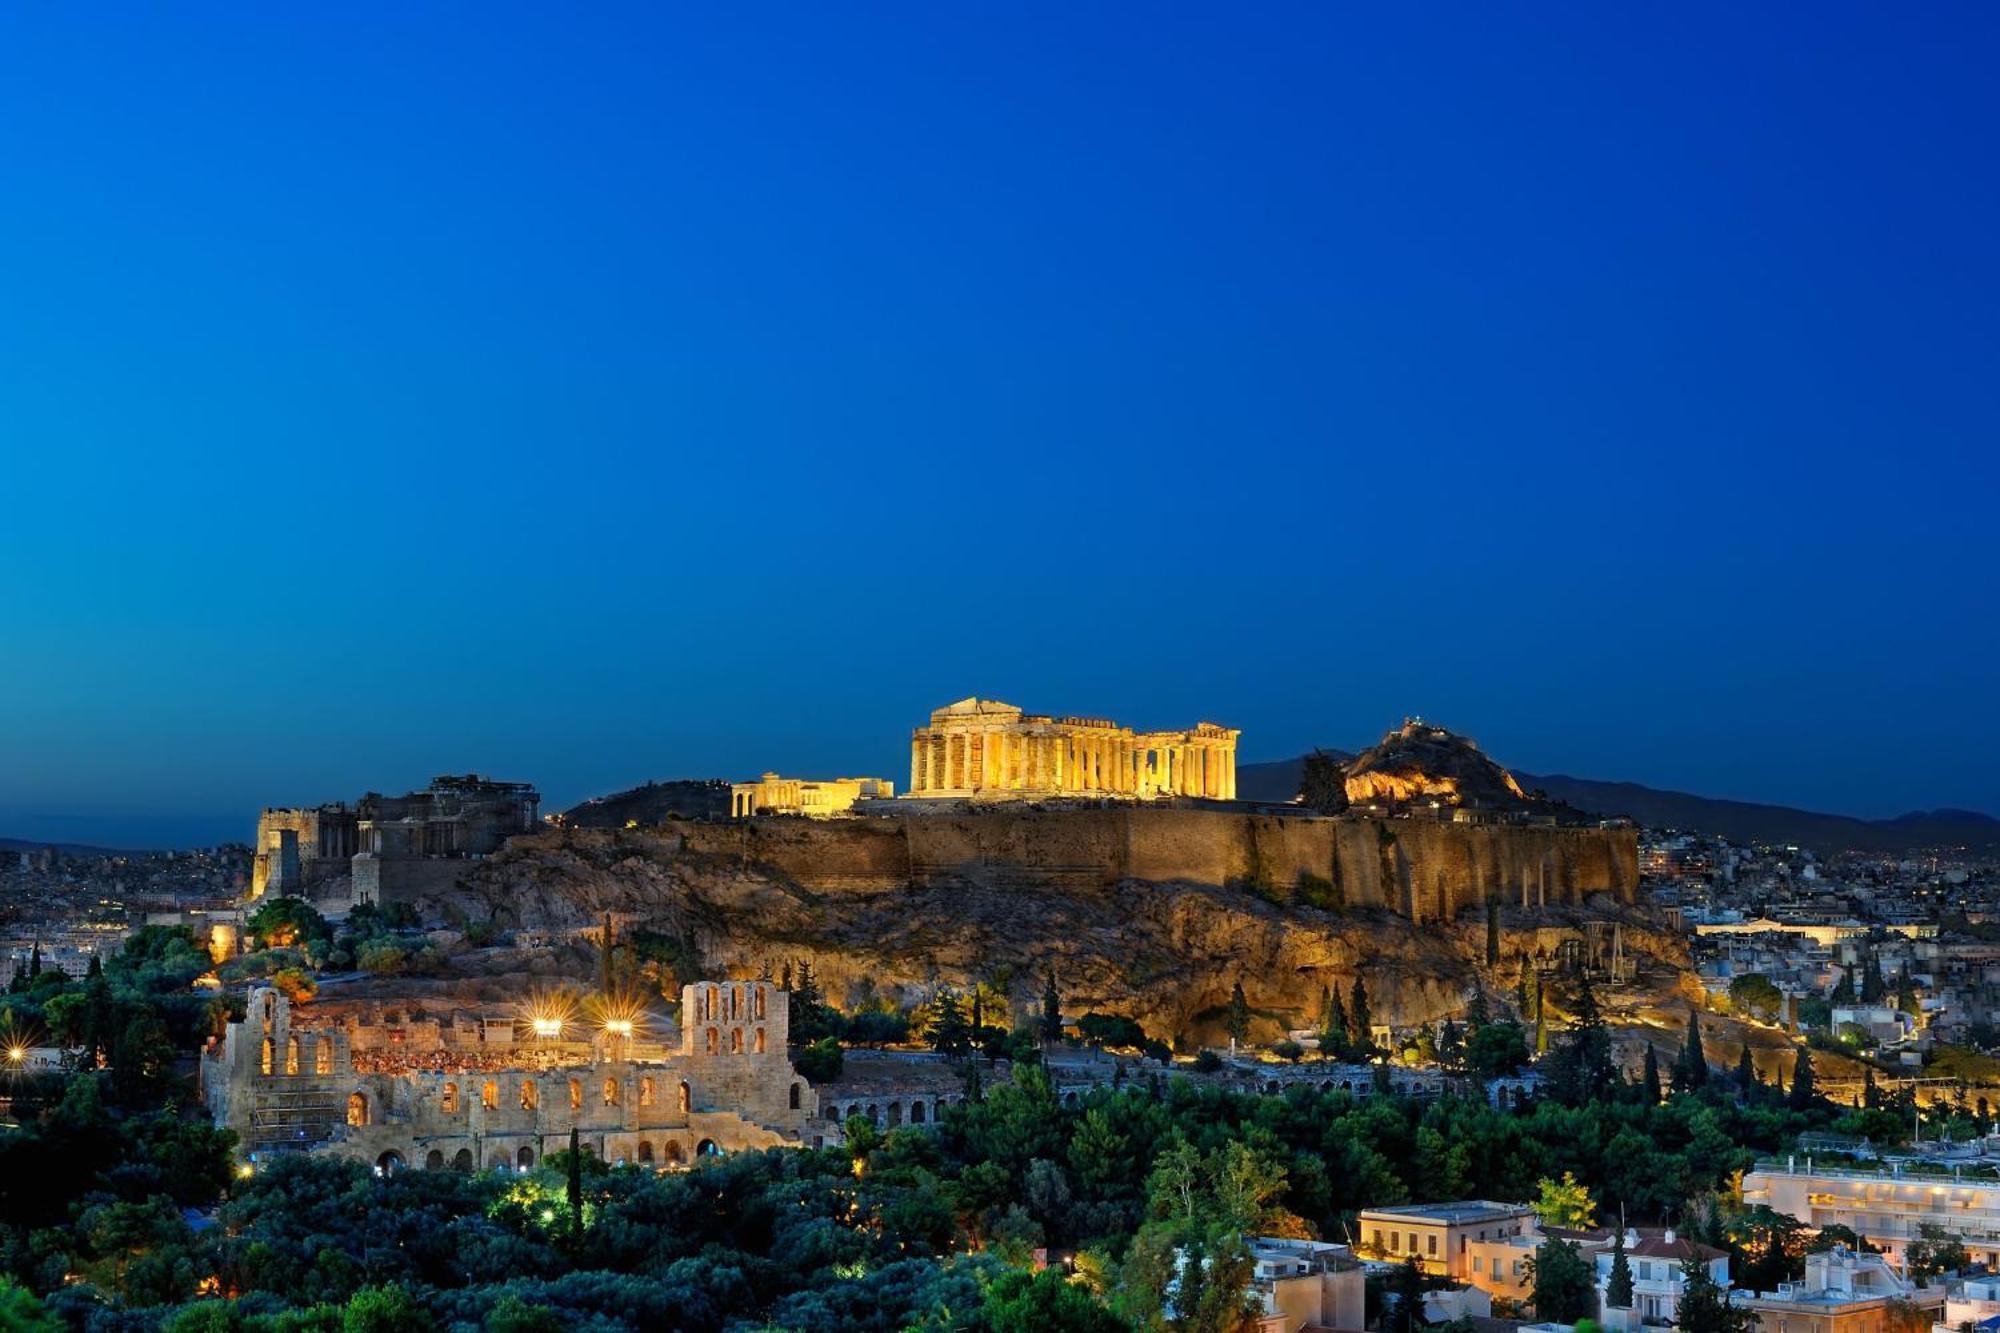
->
[676,808,1636,913]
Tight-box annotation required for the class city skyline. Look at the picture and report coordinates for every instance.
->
[4,5,1998,844]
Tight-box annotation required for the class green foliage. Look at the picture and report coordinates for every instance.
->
[1527,1236,1595,1322]
[983,1266,1130,1332]
[1728,974,1784,1023]
[1077,1013,1148,1051]
[1531,1171,1597,1230]
[1676,1257,1755,1333]
[1225,984,1250,1045]
[341,1284,434,1332]
[246,898,333,951]
[1605,1229,1634,1308]
[1296,871,1341,911]
[793,1035,844,1083]
[1272,1039,1304,1062]
[1907,1223,1970,1281]
[1464,1020,1529,1077]
[1298,750,1349,814]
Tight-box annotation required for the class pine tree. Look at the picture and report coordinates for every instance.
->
[1350,976,1374,1060]
[27,942,40,979]
[1736,1045,1757,1089]
[1227,982,1251,1046]
[925,988,971,1057]
[1830,967,1856,1005]
[1788,1045,1818,1110]
[1041,971,1062,1043]
[1467,988,1490,1030]
[1606,1227,1635,1309]
[1642,1044,1663,1104]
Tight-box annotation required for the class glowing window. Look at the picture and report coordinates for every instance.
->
[603,1077,620,1107]
[286,1036,300,1076]
[569,1078,583,1110]
[442,1082,459,1114]
[521,1080,538,1111]
[347,1091,369,1126]
[481,1080,498,1110]
[260,1038,273,1075]
[640,1077,655,1108]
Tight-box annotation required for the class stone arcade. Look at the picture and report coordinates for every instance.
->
[204,979,822,1175]
[905,697,1239,801]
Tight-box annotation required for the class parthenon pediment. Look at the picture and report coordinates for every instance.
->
[933,697,1022,718]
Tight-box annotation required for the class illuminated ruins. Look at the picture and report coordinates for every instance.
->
[904,697,1239,801]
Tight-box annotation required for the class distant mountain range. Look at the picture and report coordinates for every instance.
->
[1236,754,2000,855]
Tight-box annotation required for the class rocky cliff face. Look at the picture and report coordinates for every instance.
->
[422,813,1666,1042]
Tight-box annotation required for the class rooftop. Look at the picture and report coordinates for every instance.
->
[1358,1200,1532,1225]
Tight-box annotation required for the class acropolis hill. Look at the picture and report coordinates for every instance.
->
[391,714,1653,1041]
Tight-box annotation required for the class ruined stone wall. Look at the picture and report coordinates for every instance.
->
[354,856,476,907]
[674,808,1636,913]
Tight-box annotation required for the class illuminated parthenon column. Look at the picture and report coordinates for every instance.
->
[902,698,1240,802]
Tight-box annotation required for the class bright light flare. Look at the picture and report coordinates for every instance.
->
[519,988,580,1041]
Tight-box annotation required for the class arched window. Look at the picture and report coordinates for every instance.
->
[260,1038,273,1076]
[754,1027,766,1054]
[442,1082,459,1114]
[603,1077,620,1107]
[425,1149,444,1170]
[663,1140,685,1165]
[639,1077,655,1108]
[262,993,275,1032]
[285,1035,300,1076]
[520,1079,538,1111]
[706,1027,719,1055]
[517,1145,535,1170]
[569,1078,582,1110]
[677,1079,691,1114]
[315,1038,332,1075]
[756,987,767,1021]
[452,1148,473,1172]
[728,987,738,1021]
[347,1091,369,1126]
[910,1100,925,1124]
[637,1140,654,1164]
[730,1029,743,1055]
[481,1080,498,1110]
[789,1082,802,1110]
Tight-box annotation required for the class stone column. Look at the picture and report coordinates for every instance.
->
[909,738,922,793]
[1222,747,1236,800]
[1205,744,1219,797]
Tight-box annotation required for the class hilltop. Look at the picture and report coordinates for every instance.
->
[1240,754,2000,853]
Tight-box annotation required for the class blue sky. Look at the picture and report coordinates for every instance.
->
[2,5,1996,847]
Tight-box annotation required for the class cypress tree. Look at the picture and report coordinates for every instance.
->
[1678,1005,1709,1088]
[567,1125,583,1238]
[1863,1065,1880,1109]
[1606,1227,1635,1309]
[1227,982,1251,1046]
[1467,988,1491,1030]
[1789,1045,1818,1110]
[1350,976,1373,1060]
[1736,1045,1757,1088]
[27,942,40,978]
[1642,1044,1663,1104]
[1041,971,1062,1043]
[1323,987,1351,1060]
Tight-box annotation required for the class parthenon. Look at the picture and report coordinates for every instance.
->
[904,697,1239,801]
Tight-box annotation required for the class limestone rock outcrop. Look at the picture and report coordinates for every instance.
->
[413,810,1660,1042]
[1344,720,1530,809]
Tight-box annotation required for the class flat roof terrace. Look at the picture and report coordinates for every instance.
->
[1358,1200,1532,1225]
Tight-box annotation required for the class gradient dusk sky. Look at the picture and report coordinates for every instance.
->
[2,5,1996,847]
